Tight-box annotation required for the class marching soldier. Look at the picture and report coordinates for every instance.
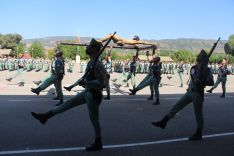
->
[31,39,105,151]
[31,51,64,105]
[129,56,162,105]
[152,49,214,141]
[103,53,112,100]
[6,54,25,86]
[206,59,230,98]
[177,61,184,87]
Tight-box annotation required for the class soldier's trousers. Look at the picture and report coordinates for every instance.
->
[50,90,102,138]
[12,68,24,82]
[210,77,227,94]
[166,91,204,129]
[39,74,63,101]
[178,72,183,86]
[135,75,160,99]
[126,72,135,89]
[105,76,110,96]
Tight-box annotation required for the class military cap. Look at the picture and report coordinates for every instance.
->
[86,38,103,54]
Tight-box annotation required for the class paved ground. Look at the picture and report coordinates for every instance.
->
[0,67,234,156]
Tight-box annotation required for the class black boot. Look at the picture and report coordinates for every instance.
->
[86,137,103,151]
[147,95,153,100]
[206,89,213,93]
[31,112,53,125]
[6,77,12,82]
[18,82,24,86]
[152,115,170,129]
[56,100,64,106]
[189,128,202,141]
[152,99,160,105]
[33,80,42,86]
[64,86,72,91]
[220,93,225,98]
[31,87,41,95]
[53,96,59,100]
[129,89,136,95]
[104,95,110,100]
[179,84,183,87]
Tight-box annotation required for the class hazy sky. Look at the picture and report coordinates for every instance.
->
[0,0,233,40]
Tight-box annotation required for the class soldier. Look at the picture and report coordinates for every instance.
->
[177,61,184,87]
[152,49,214,140]
[31,39,105,151]
[103,53,112,100]
[31,51,64,105]
[206,59,230,98]
[6,54,25,86]
[129,56,162,105]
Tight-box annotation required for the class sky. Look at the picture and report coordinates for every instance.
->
[0,0,233,40]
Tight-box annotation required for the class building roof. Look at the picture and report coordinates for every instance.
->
[138,55,174,62]
[0,49,12,55]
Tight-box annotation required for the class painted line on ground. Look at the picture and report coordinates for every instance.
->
[8,100,31,102]
[0,131,234,155]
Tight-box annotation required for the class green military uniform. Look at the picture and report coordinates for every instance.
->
[31,55,64,104]
[207,65,230,97]
[177,63,184,87]
[31,39,105,151]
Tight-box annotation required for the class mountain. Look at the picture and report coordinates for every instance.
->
[22,36,226,53]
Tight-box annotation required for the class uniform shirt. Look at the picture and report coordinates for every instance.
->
[189,65,205,94]
[130,61,137,74]
[218,66,230,78]
[152,63,162,79]
[51,58,64,77]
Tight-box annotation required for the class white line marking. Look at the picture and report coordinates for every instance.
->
[0,132,234,155]
[8,100,31,102]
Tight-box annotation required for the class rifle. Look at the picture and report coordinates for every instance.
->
[79,32,116,85]
[208,37,221,58]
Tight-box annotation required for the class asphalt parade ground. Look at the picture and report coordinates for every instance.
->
[0,71,234,156]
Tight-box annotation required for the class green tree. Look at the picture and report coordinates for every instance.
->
[224,34,234,55]
[171,49,195,63]
[28,41,45,58]
[47,49,55,60]
[17,43,26,57]
[0,33,23,56]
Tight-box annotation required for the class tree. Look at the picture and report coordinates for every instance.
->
[0,33,23,56]
[171,49,195,63]
[47,49,55,60]
[17,43,26,57]
[224,34,234,55]
[28,41,45,58]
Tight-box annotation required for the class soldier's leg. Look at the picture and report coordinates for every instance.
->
[54,79,64,105]
[104,77,111,100]
[131,73,136,89]
[152,92,192,129]
[179,73,183,87]
[18,69,24,86]
[207,78,221,92]
[221,77,227,97]
[85,91,103,151]
[152,79,160,105]
[129,75,153,95]
[190,92,204,140]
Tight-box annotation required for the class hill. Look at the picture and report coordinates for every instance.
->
[22,36,226,53]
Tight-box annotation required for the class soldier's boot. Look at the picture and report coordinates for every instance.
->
[206,89,213,93]
[86,137,103,151]
[6,77,12,82]
[147,95,153,100]
[129,88,139,95]
[152,98,160,105]
[179,84,183,87]
[33,80,42,86]
[18,82,24,86]
[189,128,202,141]
[31,111,54,125]
[31,87,42,95]
[220,93,225,98]
[104,95,110,100]
[53,96,59,100]
[64,86,73,92]
[152,115,170,129]
[56,99,64,106]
